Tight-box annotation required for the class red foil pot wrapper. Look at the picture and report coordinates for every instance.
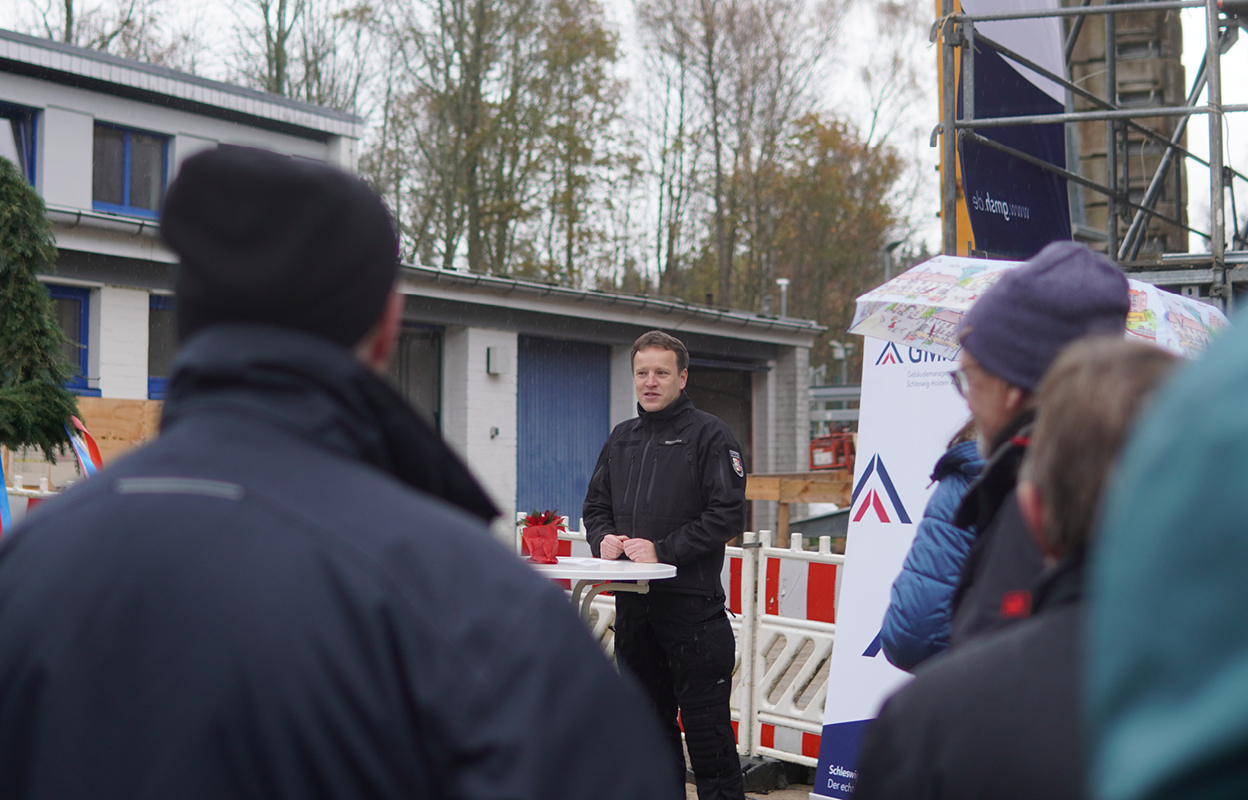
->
[523,524,560,564]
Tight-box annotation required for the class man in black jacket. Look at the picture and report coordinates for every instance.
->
[948,241,1128,646]
[583,330,747,800]
[854,337,1177,800]
[0,148,680,800]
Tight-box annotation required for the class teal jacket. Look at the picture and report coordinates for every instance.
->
[1087,318,1244,800]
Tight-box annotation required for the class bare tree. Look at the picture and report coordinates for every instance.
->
[636,2,697,295]
[20,0,201,70]
[636,0,848,308]
[366,0,624,282]
[294,2,376,111]
[231,0,305,96]
[530,0,625,284]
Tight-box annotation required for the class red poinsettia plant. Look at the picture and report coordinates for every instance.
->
[522,509,567,530]
[522,509,565,564]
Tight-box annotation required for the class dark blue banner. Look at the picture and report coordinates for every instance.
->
[812,719,872,799]
[959,42,1071,259]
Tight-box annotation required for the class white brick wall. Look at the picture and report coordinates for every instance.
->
[609,344,638,427]
[95,286,149,400]
[751,346,812,532]
[442,326,518,543]
[774,346,810,475]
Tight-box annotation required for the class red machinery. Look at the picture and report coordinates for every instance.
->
[809,432,855,473]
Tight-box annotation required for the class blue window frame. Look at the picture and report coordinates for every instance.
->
[148,294,176,400]
[46,284,100,397]
[92,123,167,218]
[0,102,37,184]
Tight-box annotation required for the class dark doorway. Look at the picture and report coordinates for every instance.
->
[685,365,753,473]
[388,326,442,429]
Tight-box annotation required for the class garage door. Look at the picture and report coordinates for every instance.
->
[516,337,611,526]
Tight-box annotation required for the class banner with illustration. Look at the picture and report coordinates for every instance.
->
[811,336,969,799]
[849,256,1231,361]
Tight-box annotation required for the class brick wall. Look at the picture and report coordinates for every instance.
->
[442,326,518,543]
[96,286,149,400]
[750,346,812,533]
[608,344,637,428]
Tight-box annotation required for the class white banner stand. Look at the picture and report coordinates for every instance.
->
[811,336,969,799]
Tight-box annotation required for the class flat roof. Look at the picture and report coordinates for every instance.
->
[398,263,825,348]
[0,28,361,141]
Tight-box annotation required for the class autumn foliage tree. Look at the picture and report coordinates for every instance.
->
[771,115,901,373]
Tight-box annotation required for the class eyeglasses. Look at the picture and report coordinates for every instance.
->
[950,368,970,398]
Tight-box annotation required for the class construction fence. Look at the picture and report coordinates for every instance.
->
[516,519,844,768]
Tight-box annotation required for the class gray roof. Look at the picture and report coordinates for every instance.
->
[0,28,361,140]
[399,263,826,345]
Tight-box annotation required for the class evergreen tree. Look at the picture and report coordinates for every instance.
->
[0,157,78,460]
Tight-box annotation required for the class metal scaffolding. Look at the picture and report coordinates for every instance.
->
[934,0,1248,313]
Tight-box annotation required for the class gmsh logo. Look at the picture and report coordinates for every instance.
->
[874,342,903,365]
[850,455,911,524]
[874,342,951,366]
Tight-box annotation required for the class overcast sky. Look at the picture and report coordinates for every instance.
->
[3,1,1246,255]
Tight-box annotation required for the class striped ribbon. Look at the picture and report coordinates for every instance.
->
[0,452,10,536]
[64,416,102,479]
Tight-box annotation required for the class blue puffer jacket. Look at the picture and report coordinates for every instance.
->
[881,440,984,672]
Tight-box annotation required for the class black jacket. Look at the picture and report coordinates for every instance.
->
[582,392,746,597]
[0,325,681,800]
[949,411,1045,646]
[854,556,1087,800]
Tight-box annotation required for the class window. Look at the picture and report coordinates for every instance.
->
[0,103,36,184]
[92,124,166,217]
[148,294,177,400]
[46,284,99,397]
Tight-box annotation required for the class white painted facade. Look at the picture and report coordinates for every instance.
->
[1,27,361,399]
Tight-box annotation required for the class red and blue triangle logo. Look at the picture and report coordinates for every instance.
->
[850,455,912,524]
[874,342,903,365]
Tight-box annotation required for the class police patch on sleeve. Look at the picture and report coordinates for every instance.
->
[729,450,745,478]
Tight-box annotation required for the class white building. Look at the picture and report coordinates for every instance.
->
[0,28,820,536]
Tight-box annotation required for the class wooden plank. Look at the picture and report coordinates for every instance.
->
[777,480,850,504]
[745,471,852,502]
[744,475,782,501]
[750,471,851,482]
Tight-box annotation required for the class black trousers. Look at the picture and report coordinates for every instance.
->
[614,592,744,800]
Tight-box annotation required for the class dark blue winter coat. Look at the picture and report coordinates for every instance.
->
[0,325,681,800]
[880,440,984,672]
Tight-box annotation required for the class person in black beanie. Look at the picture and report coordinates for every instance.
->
[0,147,680,800]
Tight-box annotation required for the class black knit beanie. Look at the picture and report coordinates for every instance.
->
[959,241,1129,392]
[161,147,399,347]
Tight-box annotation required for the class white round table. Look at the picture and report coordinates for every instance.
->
[526,556,677,622]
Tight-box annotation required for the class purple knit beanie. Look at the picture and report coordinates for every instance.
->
[959,241,1128,392]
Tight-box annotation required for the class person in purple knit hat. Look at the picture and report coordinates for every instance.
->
[945,240,1128,648]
